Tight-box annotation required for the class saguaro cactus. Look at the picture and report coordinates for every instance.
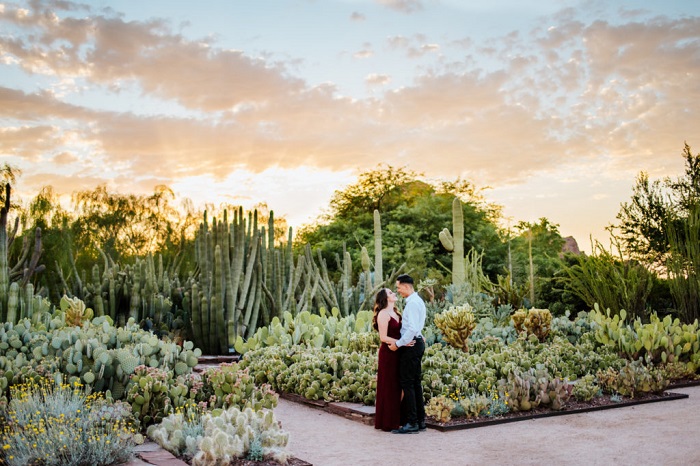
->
[373,209,383,286]
[439,197,465,285]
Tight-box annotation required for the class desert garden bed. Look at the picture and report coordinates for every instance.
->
[279,387,693,432]
[425,390,689,431]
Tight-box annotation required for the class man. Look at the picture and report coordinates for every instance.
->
[389,274,426,434]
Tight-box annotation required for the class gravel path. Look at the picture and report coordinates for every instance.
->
[275,385,700,466]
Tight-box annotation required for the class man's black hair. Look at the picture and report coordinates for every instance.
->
[396,274,414,285]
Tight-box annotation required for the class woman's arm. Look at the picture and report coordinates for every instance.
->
[377,312,397,345]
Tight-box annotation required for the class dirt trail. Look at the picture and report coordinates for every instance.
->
[274,385,700,466]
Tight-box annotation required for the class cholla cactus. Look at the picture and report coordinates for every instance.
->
[512,308,552,342]
[61,295,94,327]
[147,408,204,458]
[425,395,453,423]
[511,309,527,333]
[434,304,476,352]
[192,406,289,465]
[524,308,552,341]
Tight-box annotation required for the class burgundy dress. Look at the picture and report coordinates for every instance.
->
[374,316,402,431]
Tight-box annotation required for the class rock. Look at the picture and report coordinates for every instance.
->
[561,236,581,255]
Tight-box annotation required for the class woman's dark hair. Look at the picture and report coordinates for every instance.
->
[372,289,388,331]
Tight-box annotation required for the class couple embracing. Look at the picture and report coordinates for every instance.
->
[372,274,426,434]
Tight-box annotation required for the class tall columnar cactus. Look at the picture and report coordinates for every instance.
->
[439,197,465,285]
[0,184,46,323]
[341,249,352,316]
[0,184,8,318]
[373,209,383,286]
[189,208,268,354]
[361,246,372,299]
[192,206,408,354]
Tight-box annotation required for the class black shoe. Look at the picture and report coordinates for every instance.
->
[392,423,419,434]
[418,421,426,431]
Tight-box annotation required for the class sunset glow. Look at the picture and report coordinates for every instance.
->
[1,0,699,250]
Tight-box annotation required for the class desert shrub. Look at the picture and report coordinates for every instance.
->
[0,378,138,466]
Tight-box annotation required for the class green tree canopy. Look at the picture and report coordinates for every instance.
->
[327,164,422,218]
[297,166,506,283]
[612,143,700,268]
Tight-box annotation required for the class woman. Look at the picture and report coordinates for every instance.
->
[372,288,413,431]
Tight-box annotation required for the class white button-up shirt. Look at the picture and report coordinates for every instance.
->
[395,291,426,347]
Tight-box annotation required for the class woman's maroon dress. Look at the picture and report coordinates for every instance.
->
[375,316,402,431]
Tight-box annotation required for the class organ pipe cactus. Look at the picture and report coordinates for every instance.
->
[191,205,405,354]
[0,184,7,318]
[0,184,45,323]
[189,208,265,354]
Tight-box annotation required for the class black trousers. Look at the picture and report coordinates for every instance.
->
[398,338,425,425]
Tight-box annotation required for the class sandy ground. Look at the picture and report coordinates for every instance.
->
[275,385,700,466]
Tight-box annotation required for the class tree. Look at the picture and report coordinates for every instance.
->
[297,166,506,284]
[0,163,21,211]
[20,186,72,301]
[327,164,421,218]
[510,219,565,276]
[612,143,700,268]
[70,184,193,266]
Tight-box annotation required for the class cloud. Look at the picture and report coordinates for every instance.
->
[52,151,79,164]
[0,86,88,121]
[366,74,391,86]
[376,0,424,14]
[353,45,374,59]
[0,125,61,159]
[1,1,698,222]
[0,2,305,112]
[387,35,441,58]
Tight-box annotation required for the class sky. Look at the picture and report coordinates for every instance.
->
[1,0,699,253]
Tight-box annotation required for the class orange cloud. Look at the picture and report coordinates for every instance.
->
[0,1,697,245]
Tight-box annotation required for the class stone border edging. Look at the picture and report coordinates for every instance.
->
[279,392,375,426]
[667,379,700,389]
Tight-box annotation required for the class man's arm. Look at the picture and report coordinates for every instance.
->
[394,299,420,347]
